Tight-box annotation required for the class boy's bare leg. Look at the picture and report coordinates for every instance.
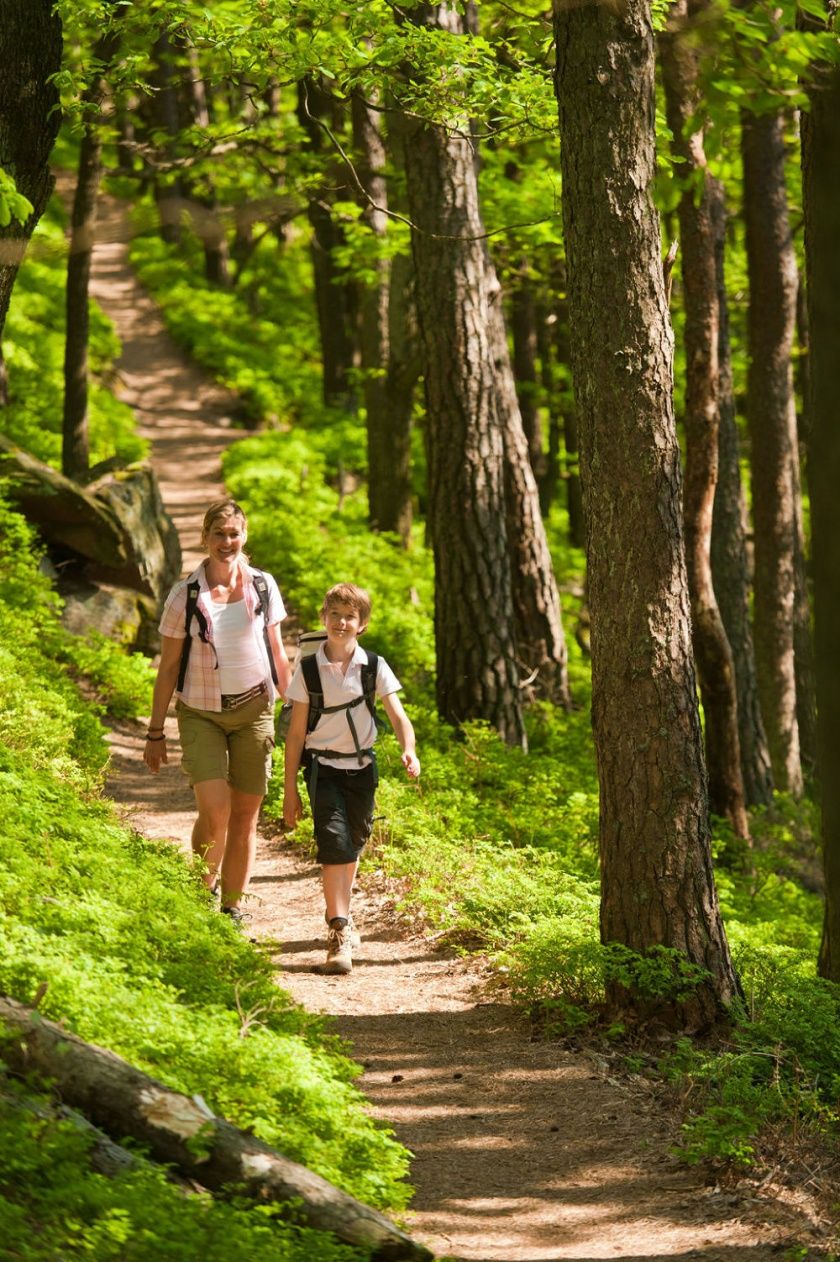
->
[322,860,359,921]
[192,779,231,887]
[221,787,263,908]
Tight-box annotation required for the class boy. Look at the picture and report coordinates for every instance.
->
[283,583,420,975]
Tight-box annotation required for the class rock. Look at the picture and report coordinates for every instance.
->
[0,436,181,650]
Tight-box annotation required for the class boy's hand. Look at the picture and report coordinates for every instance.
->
[401,751,421,779]
[283,789,304,829]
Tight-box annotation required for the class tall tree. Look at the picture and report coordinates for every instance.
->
[554,0,739,1024]
[709,184,773,808]
[353,93,416,544]
[0,0,62,391]
[741,103,804,798]
[800,10,840,979]
[63,29,121,481]
[660,0,749,840]
[297,78,357,406]
[401,4,525,747]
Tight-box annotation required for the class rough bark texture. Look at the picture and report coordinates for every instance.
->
[0,996,431,1262]
[151,33,186,245]
[486,266,571,706]
[660,0,748,839]
[800,31,840,980]
[382,245,419,540]
[550,287,585,546]
[353,93,414,543]
[402,4,524,747]
[554,0,739,1025]
[0,0,62,345]
[510,261,546,484]
[710,184,773,808]
[741,109,803,797]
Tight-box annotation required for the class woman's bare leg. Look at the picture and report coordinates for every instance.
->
[191,779,230,887]
[222,787,263,908]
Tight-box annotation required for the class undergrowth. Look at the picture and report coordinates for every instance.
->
[103,197,840,1181]
[0,496,411,1255]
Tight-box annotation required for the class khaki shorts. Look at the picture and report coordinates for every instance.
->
[176,696,275,796]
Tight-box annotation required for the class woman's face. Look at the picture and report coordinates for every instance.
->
[203,512,247,565]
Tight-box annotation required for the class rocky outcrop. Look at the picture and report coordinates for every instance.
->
[0,435,181,649]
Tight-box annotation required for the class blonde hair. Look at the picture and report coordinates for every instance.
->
[321,583,372,627]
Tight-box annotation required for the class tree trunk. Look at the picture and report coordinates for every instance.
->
[62,30,120,482]
[710,184,773,808]
[352,91,405,540]
[0,996,431,1262]
[741,108,803,797]
[509,260,545,484]
[297,79,357,406]
[401,4,525,747]
[554,0,739,1026]
[800,22,840,980]
[660,0,749,840]
[486,268,571,706]
[185,42,230,288]
[382,246,419,540]
[151,33,186,245]
[0,0,62,346]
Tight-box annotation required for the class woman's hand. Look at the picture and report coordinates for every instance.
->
[143,735,168,774]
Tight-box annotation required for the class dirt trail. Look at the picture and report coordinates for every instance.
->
[94,196,830,1262]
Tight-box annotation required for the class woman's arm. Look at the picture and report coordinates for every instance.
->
[381,693,420,779]
[267,623,293,697]
[143,635,183,773]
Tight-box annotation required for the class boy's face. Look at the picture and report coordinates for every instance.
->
[323,600,366,644]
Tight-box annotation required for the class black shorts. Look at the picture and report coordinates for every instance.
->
[303,759,377,865]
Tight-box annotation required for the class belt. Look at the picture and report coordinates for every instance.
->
[221,681,267,710]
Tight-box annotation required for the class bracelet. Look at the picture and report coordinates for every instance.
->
[145,733,166,742]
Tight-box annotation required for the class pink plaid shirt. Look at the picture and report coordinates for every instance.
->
[159,563,286,712]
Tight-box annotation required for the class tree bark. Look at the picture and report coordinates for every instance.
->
[151,32,186,245]
[486,267,571,706]
[710,184,773,808]
[352,91,415,543]
[402,4,525,747]
[185,42,231,288]
[0,996,431,1262]
[660,0,749,840]
[550,284,585,546]
[297,79,357,406]
[382,246,419,540]
[741,108,803,797]
[554,0,739,1026]
[509,259,546,484]
[800,19,840,980]
[0,0,62,347]
[62,31,120,482]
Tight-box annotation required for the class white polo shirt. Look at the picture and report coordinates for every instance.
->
[286,643,400,770]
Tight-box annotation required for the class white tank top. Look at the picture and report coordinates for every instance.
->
[209,599,265,694]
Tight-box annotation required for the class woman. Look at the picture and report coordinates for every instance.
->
[144,499,292,924]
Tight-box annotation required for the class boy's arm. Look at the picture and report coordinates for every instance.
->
[381,692,420,779]
[283,699,310,827]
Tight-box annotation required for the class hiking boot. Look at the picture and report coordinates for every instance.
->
[222,905,251,929]
[322,918,353,975]
[325,912,361,949]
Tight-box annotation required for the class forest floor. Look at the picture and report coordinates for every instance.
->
[93,193,835,1262]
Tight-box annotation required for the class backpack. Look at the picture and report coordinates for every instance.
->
[300,649,380,742]
[176,569,278,693]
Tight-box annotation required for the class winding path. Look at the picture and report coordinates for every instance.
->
[94,194,829,1262]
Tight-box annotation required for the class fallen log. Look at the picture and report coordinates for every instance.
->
[0,996,432,1262]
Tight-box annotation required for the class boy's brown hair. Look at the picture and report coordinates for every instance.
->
[321,583,372,628]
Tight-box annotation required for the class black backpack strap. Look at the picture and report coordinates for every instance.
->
[361,650,382,727]
[250,568,279,687]
[177,580,212,692]
[301,654,325,733]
